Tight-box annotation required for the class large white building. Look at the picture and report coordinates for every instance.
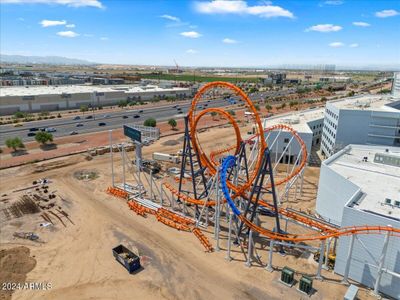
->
[321,95,400,157]
[0,84,192,115]
[261,107,325,163]
[316,144,400,299]
[393,72,400,98]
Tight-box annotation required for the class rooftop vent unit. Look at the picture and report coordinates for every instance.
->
[374,153,400,167]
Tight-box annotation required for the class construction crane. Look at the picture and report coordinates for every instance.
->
[174,59,179,73]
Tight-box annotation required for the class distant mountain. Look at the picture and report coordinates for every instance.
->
[0,54,96,65]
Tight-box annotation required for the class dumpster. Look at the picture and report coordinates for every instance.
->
[112,244,141,273]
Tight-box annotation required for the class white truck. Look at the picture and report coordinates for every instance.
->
[152,152,180,164]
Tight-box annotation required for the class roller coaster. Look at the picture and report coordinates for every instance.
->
[109,81,400,295]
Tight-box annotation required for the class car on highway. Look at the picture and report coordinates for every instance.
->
[29,128,39,132]
[98,122,106,126]
[73,116,81,120]
[133,115,140,119]
[14,123,23,127]
[138,110,144,113]
[45,127,56,132]
[173,105,179,108]
[103,114,110,118]
[27,132,36,137]
[76,123,84,127]
[69,131,78,135]
[85,115,93,119]
[122,115,129,119]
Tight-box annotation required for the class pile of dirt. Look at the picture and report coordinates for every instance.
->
[0,246,36,300]
[73,169,99,181]
[162,140,179,146]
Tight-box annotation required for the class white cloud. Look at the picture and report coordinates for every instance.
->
[1,0,103,8]
[186,49,198,54]
[352,21,370,27]
[222,38,238,44]
[306,24,342,32]
[194,0,294,18]
[324,0,343,5]
[100,37,108,41]
[329,42,345,47]
[66,24,75,28]
[56,30,79,38]
[349,43,359,48]
[160,14,180,22]
[375,9,399,18]
[40,19,66,27]
[17,17,24,21]
[180,31,202,38]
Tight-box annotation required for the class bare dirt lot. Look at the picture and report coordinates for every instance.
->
[0,126,376,300]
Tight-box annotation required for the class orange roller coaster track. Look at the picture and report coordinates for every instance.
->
[167,81,400,242]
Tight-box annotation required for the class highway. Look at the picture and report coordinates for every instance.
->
[0,98,231,144]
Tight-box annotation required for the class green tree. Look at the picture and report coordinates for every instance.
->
[35,131,53,145]
[347,90,355,97]
[168,118,177,130]
[228,110,236,116]
[320,97,327,102]
[118,100,128,108]
[254,104,260,111]
[143,118,157,127]
[211,111,218,120]
[265,104,272,112]
[5,137,25,152]
[13,111,27,119]
[80,105,88,115]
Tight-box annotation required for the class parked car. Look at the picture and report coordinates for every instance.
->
[27,132,36,137]
[76,123,84,127]
[98,122,106,126]
[133,115,140,119]
[69,131,78,135]
[73,116,81,120]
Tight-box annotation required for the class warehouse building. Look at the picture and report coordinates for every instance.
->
[0,84,192,115]
[321,95,400,157]
[315,144,400,298]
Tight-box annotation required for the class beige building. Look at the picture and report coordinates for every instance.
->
[0,84,192,115]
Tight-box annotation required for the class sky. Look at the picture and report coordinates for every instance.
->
[0,0,399,68]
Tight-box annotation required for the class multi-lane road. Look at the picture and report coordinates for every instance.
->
[0,98,230,144]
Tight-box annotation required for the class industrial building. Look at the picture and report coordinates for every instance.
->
[315,144,400,299]
[321,95,400,157]
[261,107,325,163]
[393,72,400,98]
[0,84,192,115]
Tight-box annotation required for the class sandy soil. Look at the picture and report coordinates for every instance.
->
[0,126,377,300]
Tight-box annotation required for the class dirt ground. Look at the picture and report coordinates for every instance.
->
[0,126,377,300]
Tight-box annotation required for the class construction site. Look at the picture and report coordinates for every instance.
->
[1,82,399,300]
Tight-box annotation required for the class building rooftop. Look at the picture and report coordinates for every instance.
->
[0,84,189,97]
[262,106,325,133]
[328,94,400,112]
[325,144,400,219]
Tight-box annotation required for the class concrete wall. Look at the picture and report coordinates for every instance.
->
[315,150,360,225]
[335,207,400,299]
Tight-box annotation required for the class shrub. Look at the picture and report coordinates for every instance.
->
[143,118,157,127]
[5,137,25,151]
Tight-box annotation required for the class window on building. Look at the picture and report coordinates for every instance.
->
[284,138,289,143]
